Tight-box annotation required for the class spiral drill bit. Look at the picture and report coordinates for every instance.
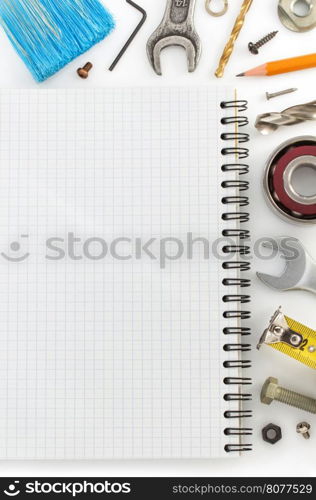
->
[255,100,316,135]
[215,0,253,78]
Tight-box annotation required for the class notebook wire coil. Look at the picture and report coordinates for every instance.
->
[221,99,252,452]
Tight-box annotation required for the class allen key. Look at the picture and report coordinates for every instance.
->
[109,0,147,71]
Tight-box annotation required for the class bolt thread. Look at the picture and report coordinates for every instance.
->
[276,387,316,414]
[255,31,278,49]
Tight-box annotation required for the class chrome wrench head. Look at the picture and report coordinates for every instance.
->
[256,238,313,292]
[146,0,201,75]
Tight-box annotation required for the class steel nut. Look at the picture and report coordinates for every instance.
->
[262,423,282,444]
[278,0,316,32]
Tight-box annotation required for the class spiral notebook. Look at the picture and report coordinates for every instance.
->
[0,88,251,459]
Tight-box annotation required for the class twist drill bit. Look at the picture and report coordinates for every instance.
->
[215,0,253,78]
[255,100,316,135]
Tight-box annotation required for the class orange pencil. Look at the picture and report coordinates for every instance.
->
[237,53,316,77]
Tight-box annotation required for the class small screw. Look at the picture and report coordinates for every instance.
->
[261,377,316,414]
[248,31,278,55]
[297,422,311,440]
[77,62,93,79]
[266,88,298,100]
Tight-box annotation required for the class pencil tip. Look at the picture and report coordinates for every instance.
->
[236,73,244,77]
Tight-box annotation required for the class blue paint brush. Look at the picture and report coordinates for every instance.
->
[0,0,115,82]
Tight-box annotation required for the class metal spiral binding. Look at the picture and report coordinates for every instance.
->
[222,229,250,240]
[222,164,249,175]
[221,99,252,452]
[224,428,252,436]
[223,278,250,287]
[224,344,251,352]
[224,377,252,385]
[224,393,252,401]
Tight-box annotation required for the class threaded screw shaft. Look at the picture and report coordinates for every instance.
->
[248,31,278,55]
[275,387,316,414]
[261,377,316,414]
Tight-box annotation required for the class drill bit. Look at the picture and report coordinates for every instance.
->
[215,0,253,78]
[255,100,316,135]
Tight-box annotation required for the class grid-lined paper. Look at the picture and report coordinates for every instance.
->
[0,88,240,459]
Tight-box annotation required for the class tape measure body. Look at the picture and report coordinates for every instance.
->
[258,308,316,369]
[271,315,316,369]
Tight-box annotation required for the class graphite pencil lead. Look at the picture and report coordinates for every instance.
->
[236,72,245,77]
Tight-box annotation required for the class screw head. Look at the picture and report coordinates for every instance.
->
[297,422,311,439]
[261,377,279,405]
[77,62,93,79]
[248,42,259,55]
[77,68,90,79]
[297,422,310,433]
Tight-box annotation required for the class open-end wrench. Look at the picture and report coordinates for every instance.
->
[257,237,316,295]
[147,0,201,75]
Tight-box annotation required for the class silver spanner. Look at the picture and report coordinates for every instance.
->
[257,237,316,295]
[146,0,201,75]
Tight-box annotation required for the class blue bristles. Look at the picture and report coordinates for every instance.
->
[0,0,115,82]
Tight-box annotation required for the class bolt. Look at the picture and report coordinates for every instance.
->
[77,62,93,79]
[297,422,311,440]
[266,88,298,100]
[248,31,278,55]
[261,377,316,414]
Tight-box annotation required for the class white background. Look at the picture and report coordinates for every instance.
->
[0,0,316,478]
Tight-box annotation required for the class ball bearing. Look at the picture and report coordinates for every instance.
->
[264,136,316,224]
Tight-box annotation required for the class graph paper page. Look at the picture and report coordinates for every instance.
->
[0,88,241,459]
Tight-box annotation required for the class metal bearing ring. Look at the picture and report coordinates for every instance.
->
[264,136,316,224]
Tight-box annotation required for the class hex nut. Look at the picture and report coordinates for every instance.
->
[262,423,282,444]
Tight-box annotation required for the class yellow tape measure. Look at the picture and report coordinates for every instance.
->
[258,307,316,370]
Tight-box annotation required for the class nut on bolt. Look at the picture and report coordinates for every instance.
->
[262,423,282,444]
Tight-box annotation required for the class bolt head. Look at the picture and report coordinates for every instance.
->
[77,68,89,79]
[248,42,259,55]
[261,377,279,405]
